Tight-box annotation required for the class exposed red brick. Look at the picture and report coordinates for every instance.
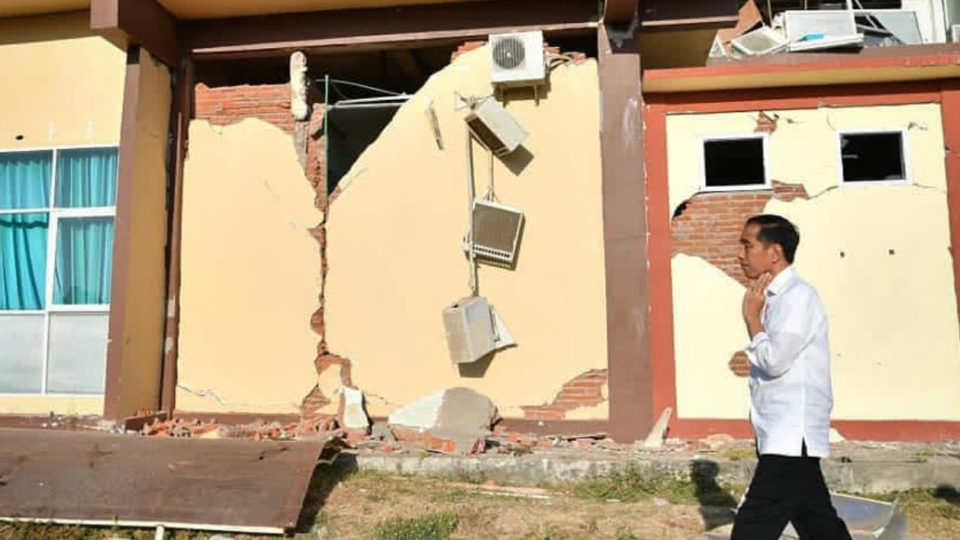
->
[195,83,295,134]
[670,181,809,286]
[521,369,609,420]
[451,41,486,62]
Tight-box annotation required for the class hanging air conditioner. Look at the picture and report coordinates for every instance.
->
[489,31,546,87]
[470,199,524,264]
[465,98,528,156]
[443,296,497,364]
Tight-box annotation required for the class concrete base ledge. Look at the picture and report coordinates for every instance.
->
[351,453,960,494]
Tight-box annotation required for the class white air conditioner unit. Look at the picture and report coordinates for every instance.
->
[731,27,789,56]
[784,10,864,51]
[469,199,524,264]
[489,31,546,87]
[952,24,960,43]
[443,296,497,364]
[465,98,528,156]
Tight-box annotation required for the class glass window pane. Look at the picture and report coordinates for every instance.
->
[0,150,52,210]
[47,313,108,394]
[0,212,49,310]
[55,148,119,208]
[54,217,114,305]
[0,314,44,393]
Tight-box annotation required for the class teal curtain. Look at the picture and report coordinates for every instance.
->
[56,148,118,208]
[54,217,114,305]
[0,151,52,310]
[0,213,49,310]
[0,151,51,210]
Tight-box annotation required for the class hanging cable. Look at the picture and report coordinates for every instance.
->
[325,78,404,96]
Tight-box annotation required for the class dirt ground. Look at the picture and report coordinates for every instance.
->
[3,466,959,540]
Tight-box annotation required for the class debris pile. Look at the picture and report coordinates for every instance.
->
[710,0,925,60]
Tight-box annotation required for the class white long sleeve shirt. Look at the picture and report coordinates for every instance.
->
[745,266,833,458]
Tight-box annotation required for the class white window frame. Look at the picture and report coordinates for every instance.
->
[699,133,771,192]
[836,129,911,186]
[0,144,118,396]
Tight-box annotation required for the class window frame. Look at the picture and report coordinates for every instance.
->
[836,129,911,186]
[0,144,118,396]
[698,133,772,193]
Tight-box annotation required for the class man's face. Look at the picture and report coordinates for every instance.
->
[738,223,774,280]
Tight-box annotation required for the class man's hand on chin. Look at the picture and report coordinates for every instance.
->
[743,272,772,338]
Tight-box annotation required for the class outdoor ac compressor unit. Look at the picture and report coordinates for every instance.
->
[952,24,960,43]
[470,199,524,264]
[489,31,546,87]
[443,296,497,364]
[465,98,528,156]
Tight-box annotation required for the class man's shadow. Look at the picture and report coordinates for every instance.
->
[691,459,740,531]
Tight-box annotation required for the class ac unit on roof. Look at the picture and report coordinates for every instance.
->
[465,98,528,156]
[443,296,497,364]
[469,199,524,265]
[489,31,546,87]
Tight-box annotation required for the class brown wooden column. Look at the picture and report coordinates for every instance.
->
[103,46,173,420]
[598,22,653,443]
[942,79,960,336]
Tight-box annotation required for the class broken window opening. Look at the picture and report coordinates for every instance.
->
[323,80,411,195]
[701,135,769,190]
[839,131,907,183]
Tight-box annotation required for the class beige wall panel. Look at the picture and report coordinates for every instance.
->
[325,47,608,419]
[0,12,124,150]
[177,119,322,413]
[667,104,960,421]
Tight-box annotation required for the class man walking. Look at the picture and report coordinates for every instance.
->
[731,214,852,540]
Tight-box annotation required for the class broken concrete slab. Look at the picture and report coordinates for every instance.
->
[388,388,498,455]
[387,389,446,431]
[341,387,370,431]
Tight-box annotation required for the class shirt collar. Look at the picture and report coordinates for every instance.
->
[765,266,796,297]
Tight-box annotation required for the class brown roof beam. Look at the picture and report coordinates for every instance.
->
[91,0,179,67]
[182,0,599,59]
[603,0,637,23]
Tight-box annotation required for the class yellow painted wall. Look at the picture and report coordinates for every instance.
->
[109,48,171,418]
[666,104,960,421]
[325,47,608,419]
[0,12,124,148]
[177,119,322,413]
[0,12,124,416]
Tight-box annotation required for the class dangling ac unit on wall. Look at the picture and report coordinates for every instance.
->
[465,98,528,156]
[489,31,546,87]
[471,199,524,265]
[443,296,497,364]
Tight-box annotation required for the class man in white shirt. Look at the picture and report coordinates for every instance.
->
[731,214,852,540]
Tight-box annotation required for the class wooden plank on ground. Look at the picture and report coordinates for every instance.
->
[0,428,329,533]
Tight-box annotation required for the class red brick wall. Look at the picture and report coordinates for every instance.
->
[194,83,295,134]
[670,181,807,286]
[521,369,608,420]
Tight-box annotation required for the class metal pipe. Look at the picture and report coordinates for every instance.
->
[465,128,478,297]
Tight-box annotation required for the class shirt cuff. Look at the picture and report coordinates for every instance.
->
[745,331,768,367]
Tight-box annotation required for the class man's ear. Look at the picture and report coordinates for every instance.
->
[771,243,784,264]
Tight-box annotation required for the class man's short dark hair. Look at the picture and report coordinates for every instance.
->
[746,214,800,264]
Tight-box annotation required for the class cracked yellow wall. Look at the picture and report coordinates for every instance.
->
[0,12,124,415]
[325,47,608,419]
[667,104,960,421]
[177,119,322,413]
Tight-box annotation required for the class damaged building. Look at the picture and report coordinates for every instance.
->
[1,0,960,469]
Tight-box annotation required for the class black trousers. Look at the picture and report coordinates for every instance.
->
[731,446,852,540]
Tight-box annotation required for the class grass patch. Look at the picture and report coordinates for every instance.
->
[571,466,739,507]
[722,447,756,462]
[375,510,459,540]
